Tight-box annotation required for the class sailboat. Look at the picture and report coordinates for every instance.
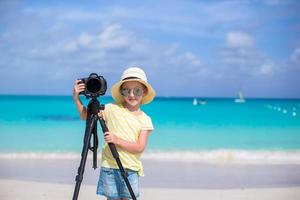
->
[193,98,207,105]
[234,91,246,103]
[193,98,198,106]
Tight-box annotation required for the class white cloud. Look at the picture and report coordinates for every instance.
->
[64,24,132,53]
[184,52,202,66]
[291,48,300,63]
[258,62,275,75]
[98,24,132,50]
[219,31,277,76]
[226,31,254,48]
[77,33,93,47]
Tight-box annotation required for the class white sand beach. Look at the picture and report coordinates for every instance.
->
[1,179,300,200]
[1,158,300,199]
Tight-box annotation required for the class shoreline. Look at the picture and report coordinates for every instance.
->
[1,149,300,165]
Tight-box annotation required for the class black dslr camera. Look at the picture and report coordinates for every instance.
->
[78,73,107,98]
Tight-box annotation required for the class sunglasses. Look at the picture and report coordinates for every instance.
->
[120,87,144,97]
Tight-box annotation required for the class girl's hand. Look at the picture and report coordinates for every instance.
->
[98,110,104,118]
[73,80,85,98]
[104,132,119,144]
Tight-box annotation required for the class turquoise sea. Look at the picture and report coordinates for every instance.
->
[0,95,300,163]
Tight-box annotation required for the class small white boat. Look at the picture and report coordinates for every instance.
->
[199,99,207,105]
[234,91,246,103]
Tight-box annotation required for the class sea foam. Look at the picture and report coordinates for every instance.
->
[1,150,300,164]
[142,150,300,164]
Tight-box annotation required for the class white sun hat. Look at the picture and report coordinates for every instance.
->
[111,67,156,104]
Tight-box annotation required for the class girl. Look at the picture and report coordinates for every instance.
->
[73,67,155,200]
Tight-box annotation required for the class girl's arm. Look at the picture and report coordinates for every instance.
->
[104,130,151,154]
[73,80,87,120]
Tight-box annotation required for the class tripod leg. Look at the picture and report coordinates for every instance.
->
[92,123,98,169]
[72,117,96,200]
[114,156,137,200]
[98,117,137,200]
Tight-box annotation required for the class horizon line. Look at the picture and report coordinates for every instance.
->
[0,94,300,100]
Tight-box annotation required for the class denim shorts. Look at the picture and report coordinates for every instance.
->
[96,167,140,199]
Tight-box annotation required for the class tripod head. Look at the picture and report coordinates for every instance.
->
[87,97,105,116]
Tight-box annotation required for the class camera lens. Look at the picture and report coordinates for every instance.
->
[86,78,101,94]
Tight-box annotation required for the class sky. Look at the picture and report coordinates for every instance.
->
[0,0,300,98]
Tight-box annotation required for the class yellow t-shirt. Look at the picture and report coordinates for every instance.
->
[100,103,154,176]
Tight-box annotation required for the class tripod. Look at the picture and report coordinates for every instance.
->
[72,97,137,200]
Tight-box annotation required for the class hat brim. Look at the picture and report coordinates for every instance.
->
[111,78,156,104]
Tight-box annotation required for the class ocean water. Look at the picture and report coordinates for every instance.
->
[0,95,300,163]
